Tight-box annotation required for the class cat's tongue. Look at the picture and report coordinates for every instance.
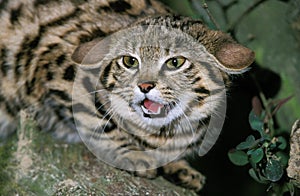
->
[143,99,164,114]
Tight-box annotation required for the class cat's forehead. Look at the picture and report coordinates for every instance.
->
[138,46,169,60]
[112,25,195,54]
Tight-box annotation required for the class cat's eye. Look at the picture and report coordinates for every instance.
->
[165,57,186,70]
[122,56,139,68]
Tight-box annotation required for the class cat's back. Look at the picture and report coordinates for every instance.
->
[0,0,169,139]
[0,0,170,60]
[0,0,169,99]
[0,0,169,31]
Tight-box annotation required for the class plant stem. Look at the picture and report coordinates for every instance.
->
[250,73,275,136]
[188,0,220,29]
[201,0,220,29]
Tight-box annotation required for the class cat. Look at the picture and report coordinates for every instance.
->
[0,0,254,191]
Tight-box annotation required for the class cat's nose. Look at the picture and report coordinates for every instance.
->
[138,81,156,93]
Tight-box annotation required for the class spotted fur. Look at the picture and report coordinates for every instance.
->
[0,0,254,191]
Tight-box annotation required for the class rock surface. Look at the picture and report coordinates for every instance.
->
[0,111,197,196]
[287,119,300,189]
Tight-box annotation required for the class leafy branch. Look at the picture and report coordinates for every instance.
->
[228,93,294,195]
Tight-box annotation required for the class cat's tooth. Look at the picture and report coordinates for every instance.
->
[154,107,161,115]
[141,106,151,115]
[141,105,166,117]
[141,106,147,114]
[141,105,161,115]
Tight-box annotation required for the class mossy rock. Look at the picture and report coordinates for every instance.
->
[0,111,196,196]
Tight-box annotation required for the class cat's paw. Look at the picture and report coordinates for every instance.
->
[115,151,158,179]
[134,167,157,179]
[162,160,205,192]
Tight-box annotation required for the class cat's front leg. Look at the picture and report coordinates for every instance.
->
[114,150,159,179]
[162,159,206,192]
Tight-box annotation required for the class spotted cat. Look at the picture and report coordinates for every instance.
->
[0,0,254,191]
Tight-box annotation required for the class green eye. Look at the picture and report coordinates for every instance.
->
[122,56,139,68]
[165,57,186,70]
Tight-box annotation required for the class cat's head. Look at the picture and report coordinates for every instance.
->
[72,15,254,132]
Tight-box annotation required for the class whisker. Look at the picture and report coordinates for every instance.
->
[99,109,116,135]
[90,100,129,144]
[114,105,125,129]
[94,100,111,115]
[88,106,115,144]
[112,88,132,95]
[192,97,227,122]
[75,89,107,98]
[172,101,195,137]
[127,103,135,123]
[188,96,227,119]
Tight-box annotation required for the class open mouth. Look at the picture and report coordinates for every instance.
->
[140,99,174,118]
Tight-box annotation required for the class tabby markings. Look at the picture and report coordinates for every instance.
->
[55,54,66,65]
[9,3,23,25]
[63,65,76,81]
[14,34,42,80]
[193,87,210,95]
[100,62,115,91]
[0,47,10,76]
[48,89,71,102]
[98,0,132,13]
[0,0,9,14]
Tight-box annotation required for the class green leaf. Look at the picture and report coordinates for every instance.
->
[228,150,249,166]
[247,149,257,168]
[249,148,264,164]
[264,159,283,182]
[248,168,261,183]
[249,168,268,184]
[276,151,289,167]
[286,182,295,196]
[249,110,272,140]
[236,135,256,150]
[249,110,264,134]
[269,142,277,150]
[277,136,287,150]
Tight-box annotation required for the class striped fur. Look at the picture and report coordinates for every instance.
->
[0,0,254,191]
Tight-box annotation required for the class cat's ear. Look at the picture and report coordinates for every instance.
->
[71,37,110,68]
[181,19,255,73]
[200,30,255,74]
[214,40,255,74]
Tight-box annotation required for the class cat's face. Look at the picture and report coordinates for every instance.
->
[97,26,227,129]
[72,17,254,133]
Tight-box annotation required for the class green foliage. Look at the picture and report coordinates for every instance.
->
[228,96,295,195]
[264,159,283,182]
[228,150,249,166]
[0,137,16,195]
[236,135,256,150]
